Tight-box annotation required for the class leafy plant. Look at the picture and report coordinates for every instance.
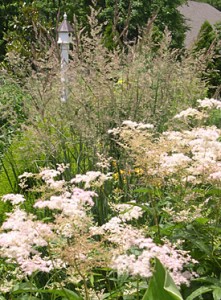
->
[142,258,183,300]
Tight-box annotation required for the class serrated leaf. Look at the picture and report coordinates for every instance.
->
[142,258,183,300]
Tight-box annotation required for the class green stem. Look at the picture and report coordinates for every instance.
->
[136,278,140,300]
[73,259,90,300]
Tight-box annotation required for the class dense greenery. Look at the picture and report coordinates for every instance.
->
[0,0,187,62]
[194,20,221,97]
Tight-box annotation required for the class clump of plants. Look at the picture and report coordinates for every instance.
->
[0,164,197,299]
[109,97,221,299]
[4,8,208,180]
[1,98,221,299]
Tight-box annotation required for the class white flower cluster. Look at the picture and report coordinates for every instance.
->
[71,171,112,188]
[34,188,96,217]
[2,194,26,205]
[161,126,221,182]
[197,98,221,109]
[0,208,53,276]
[39,168,65,189]
[96,152,112,169]
[174,98,221,120]
[112,237,197,286]
[174,108,203,119]
[122,120,154,130]
[91,216,197,286]
[159,153,191,174]
[111,202,143,221]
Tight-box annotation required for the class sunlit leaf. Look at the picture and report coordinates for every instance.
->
[142,258,183,300]
[213,287,221,300]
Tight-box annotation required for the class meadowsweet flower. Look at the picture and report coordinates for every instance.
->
[96,153,112,169]
[18,172,34,179]
[122,120,154,130]
[112,237,197,286]
[188,127,221,141]
[18,172,34,189]
[173,108,202,119]
[111,203,143,221]
[71,171,112,188]
[39,168,60,181]
[56,163,70,173]
[197,98,221,109]
[208,171,221,181]
[172,206,202,223]
[182,175,198,184]
[17,255,53,275]
[0,279,15,293]
[2,194,26,205]
[46,179,65,189]
[137,123,154,130]
[0,208,54,275]
[92,216,143,250]
[34,188,96,224]
[159,153,191,174]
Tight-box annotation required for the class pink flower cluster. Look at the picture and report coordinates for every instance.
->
[71,171,112,188]
[174,98,221,119]
[0,165,198,288]
[112,238,197,286]
[91,216,197,286]
[2,194,26,205]
[111,202,143,221]
[39,167,65,189]
[161,126,221,182]
[0,208,53,275]
[34,188,96,218]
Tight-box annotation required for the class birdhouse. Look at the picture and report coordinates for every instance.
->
[57,13,74,102]
[57,13,74,44]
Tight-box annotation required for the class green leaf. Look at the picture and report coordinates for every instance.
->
[20,296,40,300]
[134,188,151,194]
[194,276,221,286]
[186,286,214,300]
[213,287,221,300]
[142,258,183,300]
[12,287,83,300]
[195,217,209,225]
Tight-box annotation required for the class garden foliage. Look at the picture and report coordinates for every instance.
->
[0,98,221,299]
[0,7,221,300]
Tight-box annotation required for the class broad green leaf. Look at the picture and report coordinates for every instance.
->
[12,287,83,300]
[186,286,214,300]
[142,258,183,300]
[195,217,209,225]
[213,287,221,300]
